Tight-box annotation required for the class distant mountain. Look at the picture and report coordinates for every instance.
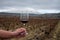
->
[0,12,20,17]
[38,13,60,19]
[0,12,60,19]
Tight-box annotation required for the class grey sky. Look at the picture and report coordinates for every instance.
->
[0,0,60,9]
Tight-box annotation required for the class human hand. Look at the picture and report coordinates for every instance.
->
[14,28,28,38]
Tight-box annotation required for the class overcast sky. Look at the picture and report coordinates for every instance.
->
[0,0,60,13]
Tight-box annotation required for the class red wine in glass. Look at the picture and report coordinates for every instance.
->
[20,13,29,23]
[21,20,28,23]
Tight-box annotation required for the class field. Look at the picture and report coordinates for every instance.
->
[0,16,60,40]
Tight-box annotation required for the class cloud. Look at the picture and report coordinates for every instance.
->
[0,7,37,13]
[0,7,60,14]
[37,9,60,13]
[0,0,60,9]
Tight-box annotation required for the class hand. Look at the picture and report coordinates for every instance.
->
[14,28,27,38]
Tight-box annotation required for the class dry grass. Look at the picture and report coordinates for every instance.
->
[0,16,60,40]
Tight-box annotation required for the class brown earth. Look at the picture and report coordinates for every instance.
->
[0,16,60,40]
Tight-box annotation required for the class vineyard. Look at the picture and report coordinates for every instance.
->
[0,16,60,40]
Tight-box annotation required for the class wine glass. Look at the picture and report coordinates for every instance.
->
[20,12,29,26]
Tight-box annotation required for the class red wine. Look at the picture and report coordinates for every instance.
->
[21,21,28,23]
[20,13,29,23]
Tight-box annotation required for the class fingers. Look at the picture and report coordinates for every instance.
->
[19,28,26,33]
[16,28,26,33]
[18,28,27,36]
[15,28,28,37]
